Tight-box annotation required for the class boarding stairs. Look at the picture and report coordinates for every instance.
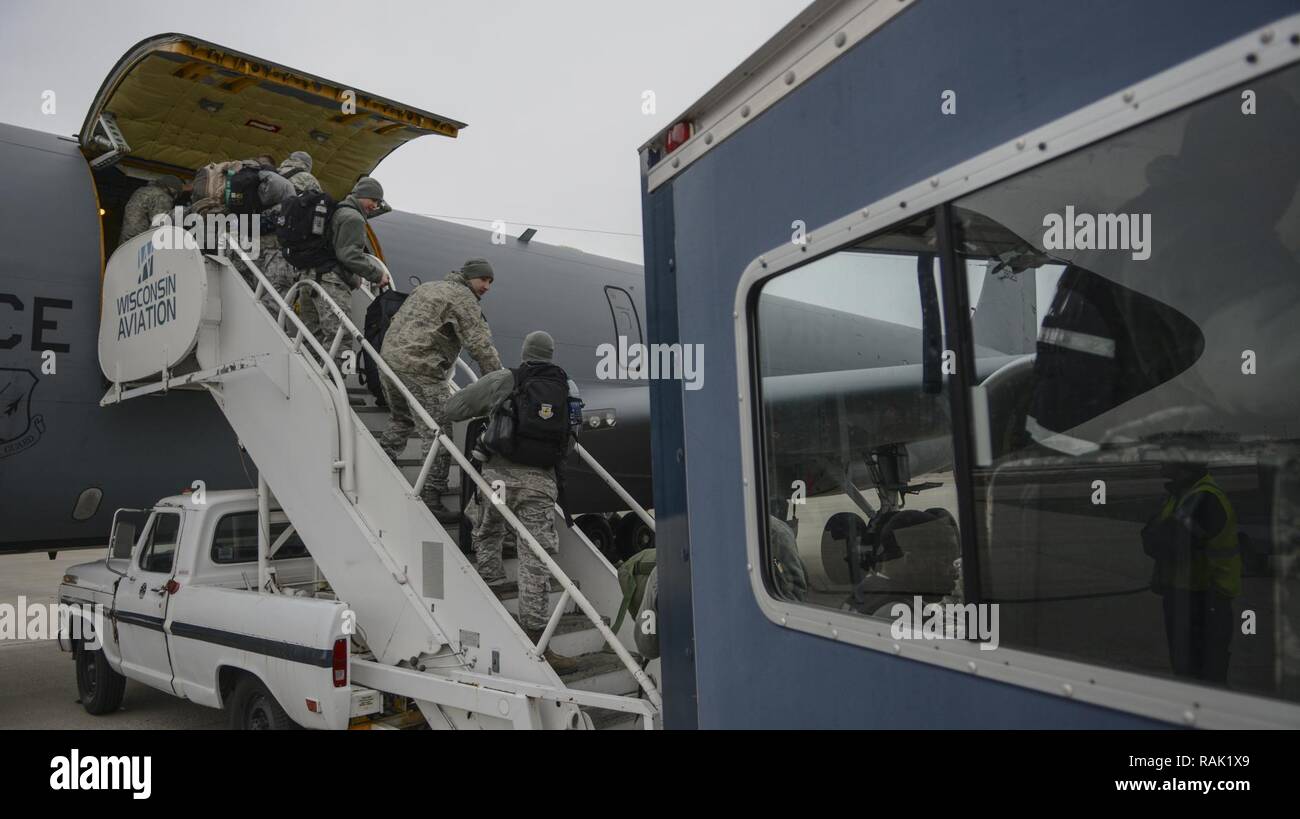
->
[102,238,660,730]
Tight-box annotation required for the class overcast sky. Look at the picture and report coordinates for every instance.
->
[0,0,808,264]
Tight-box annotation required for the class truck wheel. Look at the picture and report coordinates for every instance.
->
[229,676,297,730]
[75,643,126,716]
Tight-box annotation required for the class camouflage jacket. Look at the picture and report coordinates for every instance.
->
[277,157,322,194]
[383,271,503,380]
[119,184,176,245]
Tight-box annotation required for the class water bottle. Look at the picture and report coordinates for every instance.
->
[311,200,327,236]
[567,379,584,430]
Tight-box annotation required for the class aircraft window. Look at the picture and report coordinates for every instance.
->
[211,512,309,564]
[955,63,1300,702]
[138,512,181,574]
[605,286,643,347]
[753,212,964,619]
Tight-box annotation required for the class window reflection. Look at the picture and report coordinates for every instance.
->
[957,65,1300,700]
[756,213,963,619]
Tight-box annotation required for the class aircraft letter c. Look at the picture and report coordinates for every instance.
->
[0,293,22,349]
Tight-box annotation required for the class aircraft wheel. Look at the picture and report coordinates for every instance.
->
[615,513,654,562]
[925,507,957,528]
[577,514,617,561]
[878,510,934,560]
[76,643,126,716]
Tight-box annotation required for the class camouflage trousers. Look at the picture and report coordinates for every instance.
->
[379,370,453,500]
[258,245,301,317]
[473,465,559,632]
[301,270,353,351]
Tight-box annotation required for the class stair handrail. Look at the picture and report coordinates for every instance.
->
[280,266,662,710]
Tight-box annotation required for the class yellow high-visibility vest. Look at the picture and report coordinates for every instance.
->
[1154,474,1241,598]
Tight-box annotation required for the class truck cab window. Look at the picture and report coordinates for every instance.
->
[138,512,181,574]
[211,512,309,564]
[955,63,1300,702]
[753,212,963,619]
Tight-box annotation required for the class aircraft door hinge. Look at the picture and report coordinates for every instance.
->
[89,113,130,170]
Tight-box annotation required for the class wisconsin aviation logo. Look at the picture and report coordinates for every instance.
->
[114,240,178,340]
[0,368,43,459]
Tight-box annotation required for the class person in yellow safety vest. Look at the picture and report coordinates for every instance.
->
[1141,461,1241,684]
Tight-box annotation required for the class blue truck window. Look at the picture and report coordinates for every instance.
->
[753,211,964,617]
[955,63,1300,703]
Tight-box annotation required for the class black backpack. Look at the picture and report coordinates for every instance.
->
[277,191,338,270]
[359,288,409,406]
[226,167,265,214]
[482,362,572,468]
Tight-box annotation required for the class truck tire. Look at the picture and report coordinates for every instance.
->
[75,643,126,716]
[228,676,297,730]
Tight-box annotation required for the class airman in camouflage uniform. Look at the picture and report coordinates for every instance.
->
[301,176,392,348]
[257,151,322,315]
[224,159,296,296]
[119,175,183,246]
[380,258,502,520]
[445,331,578,671]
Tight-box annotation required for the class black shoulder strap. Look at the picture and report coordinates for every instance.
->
[283,168,303,180]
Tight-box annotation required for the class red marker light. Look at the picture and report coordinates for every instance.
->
[165,579,181,595]
[665,121,692,153]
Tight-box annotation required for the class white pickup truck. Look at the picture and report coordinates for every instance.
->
[58,489,377,730]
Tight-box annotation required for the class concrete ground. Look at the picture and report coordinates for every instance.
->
[0,550,223,729]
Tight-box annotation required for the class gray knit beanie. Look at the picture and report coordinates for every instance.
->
[462,258,494,281]
[352,176,384,201]
[521,331,554,363]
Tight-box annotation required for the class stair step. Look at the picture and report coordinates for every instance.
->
[558,651,638,696]
[532,613,612,656]
[494,579,574,618]
[491,577,566,600]
[586,708,645,730]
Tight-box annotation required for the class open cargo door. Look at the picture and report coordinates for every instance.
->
[79,33,464,198]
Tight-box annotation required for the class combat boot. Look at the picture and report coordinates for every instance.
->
[525,628,580,673]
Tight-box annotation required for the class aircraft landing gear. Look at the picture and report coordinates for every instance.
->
[576,514,617,562]
[615,512,654,562]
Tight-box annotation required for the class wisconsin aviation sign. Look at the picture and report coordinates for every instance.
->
[98,228,208,383]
